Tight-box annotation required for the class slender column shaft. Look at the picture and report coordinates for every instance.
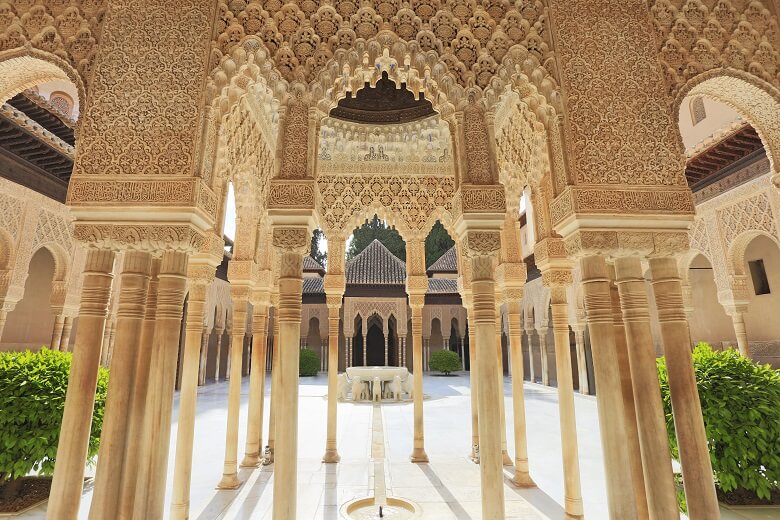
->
[467,323,479,461]
[89,251,151,520]
[117,259,159,518]
[471,257,505,519]
[409,304,428,462]
[214,329,224,383]
[649,257,719,519]
[538,327,550,386]
[0,309,7,344]
[267,314,280,460]
[608,267,649,519]
[525,323,536,382]
[495,313,511,465]
[549,291,584,519]
[614,256,679,519]
[170,277,211,520]
[730,310,750,358]
[133,251,189,519]
[242,304,269,467]
[272,252,304,520]
[47,249,116,520]
[219,297,248,488]
[362,334,367,366]
[573,329,589,394]
[506,302,533,487]
[384,331,389,365]
[50,314,65,350]
[323,305,341,463]
[101,321,113,367]
[198,328,209,386]
[579,255,638,519]
[60,316,74,352]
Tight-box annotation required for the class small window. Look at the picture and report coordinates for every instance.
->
[749,259,770,295]
[690,96,706,125]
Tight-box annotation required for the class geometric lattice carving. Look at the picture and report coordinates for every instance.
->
[717,192,777,245]
[688,217,711,257]
[32,209,73,253]
[0,192,23,238]
[212,0,554,88]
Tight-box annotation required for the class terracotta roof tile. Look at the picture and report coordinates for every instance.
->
[346,240,406,285]
[427,278,458,294]
[302,277,324,294]
[426,246,457,273]
[303,256,325,273]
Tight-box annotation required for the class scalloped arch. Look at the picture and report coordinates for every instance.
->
[0,48,86,110]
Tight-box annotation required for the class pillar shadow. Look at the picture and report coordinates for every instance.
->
[419,464,472,519]
[503,470,565,519]
[192,467,258,520]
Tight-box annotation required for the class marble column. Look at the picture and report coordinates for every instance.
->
[100,320,113,367]
[170,273,213,519]
[214,327,224,383]
[346,336,352,368]
[242,300,269,467]
[726,304,750,358]
[579,254,638,519]
[495,309,511,466]
[133,250,189,519]
[505,300,534,487]
[548,284,584,519]
[219,293,248,488]
[47,249,116,520]
[649,256,719,519]
[267,305,280,462]
[409,301,428,462]
[89,251,151,520]
[572,327,589,394]
[471,256,505,519]
[117,258,159,517]
[614,256,679,519]
[198,327,209,386]
[323,299,341,463]
[362,332,368,366]
[384,326,390,365]
[537,325,549,386]
[607,264,649,519]
[60,316,74,352]
[525,318,536,383]
[466,312,479,462]
[272,249,305,520]
[50,314,65,350]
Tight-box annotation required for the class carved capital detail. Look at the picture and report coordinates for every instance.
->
[541,268,573,288]
[72,223,204,253]
[464,230,501,257]
[272,227,309,254]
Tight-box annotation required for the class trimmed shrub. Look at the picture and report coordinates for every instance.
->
[657,342,780,502]
[429,349,461,375]
[299,348,320,376]
[0,348,108,491]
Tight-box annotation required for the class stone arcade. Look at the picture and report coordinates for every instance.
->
[1,1,780,519]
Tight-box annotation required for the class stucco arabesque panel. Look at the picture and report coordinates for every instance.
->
[343,297,407,336]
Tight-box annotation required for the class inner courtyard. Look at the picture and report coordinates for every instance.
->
[1,1,780,519]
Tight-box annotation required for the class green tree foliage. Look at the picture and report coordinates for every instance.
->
[425,221,455,268]
[310,228,327,267]
[428,349,461,375]
[657,342,780,502]
[299,348,320,377]
[347,216,406,261]
[0,349,109,486]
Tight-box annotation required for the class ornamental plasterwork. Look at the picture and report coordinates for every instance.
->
[422,305,466,337]
[0,2,105,89]
[318,116,453,168]
[211,0,555,89]
[301,304,329,338]
[343,297,407,335]
[650,0,780,98]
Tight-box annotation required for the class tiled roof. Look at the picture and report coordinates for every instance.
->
[346,240,406,285]
[302,277,324,294]
[303,256,325,273]
[427,246,457,273]
[427,278,459,294]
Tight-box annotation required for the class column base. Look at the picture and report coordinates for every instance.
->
[322,450,341,463]
[169,502,189,520]
[216,474,241,490]
[410,449,429,463]
[565,515,585,520]
[502,450,513,466]
[240,454,261,468]
[469,445,480,464]
[511,471,536,488]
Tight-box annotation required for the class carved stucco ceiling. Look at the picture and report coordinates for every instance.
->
[212,0,553,88]
[329,71,436,123]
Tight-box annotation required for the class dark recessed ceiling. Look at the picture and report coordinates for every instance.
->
[330,71,436,124]
[685,125,765,191]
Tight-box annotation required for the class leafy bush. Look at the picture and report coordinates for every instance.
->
[657,342,780,501]
[299,348,320,377]
[429,349,461,375]
[0,348,109,486]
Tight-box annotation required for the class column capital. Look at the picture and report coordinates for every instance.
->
[271,227,310,255]
[563,229,691,261]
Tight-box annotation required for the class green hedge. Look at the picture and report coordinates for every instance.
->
[657,342,780,501]
[299,348,320,377]
[429,349,461,375]
[0,348,109,483]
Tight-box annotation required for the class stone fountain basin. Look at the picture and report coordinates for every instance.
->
[340,496,420,519]
[346,366,409,382]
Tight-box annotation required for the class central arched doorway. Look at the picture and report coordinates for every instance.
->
[366,323,385,366]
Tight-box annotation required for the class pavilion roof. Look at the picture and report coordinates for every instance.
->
[346,239,406,286]
[426,246,457,274]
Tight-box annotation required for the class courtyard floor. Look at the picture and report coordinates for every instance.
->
[19,373,770,519]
